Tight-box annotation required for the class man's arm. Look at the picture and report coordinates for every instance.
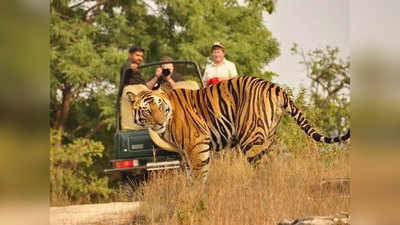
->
[145,76,160,89]
[229,61,238,77]
[164,76,176,87]
[202,65,210,86]
[145,67,162,89]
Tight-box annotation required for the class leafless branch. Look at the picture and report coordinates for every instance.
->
[142,0,161,16]
[70,0,87,9]
[85,118,113,138]
[73,125,84,134]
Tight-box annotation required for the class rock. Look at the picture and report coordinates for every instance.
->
[278,212,350,225]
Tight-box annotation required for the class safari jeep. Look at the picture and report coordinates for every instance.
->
[104,60,203,191]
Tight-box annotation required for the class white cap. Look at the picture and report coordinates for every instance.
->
[211,42,225,50]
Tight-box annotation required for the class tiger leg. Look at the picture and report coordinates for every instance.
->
[179,153,193,184]
[186,141,212,184]
[242,137,277,165]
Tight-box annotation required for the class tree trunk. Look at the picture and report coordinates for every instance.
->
[54,86,73,147]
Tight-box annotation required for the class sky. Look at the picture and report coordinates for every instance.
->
[263,0,349,91]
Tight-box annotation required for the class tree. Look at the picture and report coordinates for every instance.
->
[152,0,280,79]
[290,43,350,135]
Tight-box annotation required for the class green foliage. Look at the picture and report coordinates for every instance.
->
[277,88,309,153]
[50,129,112,205]
[154,0,279,78]
[290,43,350,135]
[277,89,335,155]
[277,44,350,155]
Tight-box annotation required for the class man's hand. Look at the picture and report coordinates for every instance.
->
[164,75,175,87]
[164,74,172,81]
[130,63,139,71]
[206,77,220,87]
[155,67,162,78]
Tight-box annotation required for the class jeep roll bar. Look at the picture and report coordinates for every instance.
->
[138,60,203,83]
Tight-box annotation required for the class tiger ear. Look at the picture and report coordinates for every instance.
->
[152,82,161,91]
[152,86,165,95]
[126,91,136,103]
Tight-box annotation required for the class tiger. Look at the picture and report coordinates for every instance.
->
[126,76,350,183]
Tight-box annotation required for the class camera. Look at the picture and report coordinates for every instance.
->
[162,68,170,76]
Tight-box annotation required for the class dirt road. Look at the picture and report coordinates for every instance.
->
[50,202,140,225]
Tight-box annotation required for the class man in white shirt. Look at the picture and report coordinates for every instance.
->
[203,42,238,87]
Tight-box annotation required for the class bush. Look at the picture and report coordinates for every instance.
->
[50,130,113,205]
[277,88,350,156]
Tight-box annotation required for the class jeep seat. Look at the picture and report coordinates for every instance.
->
[120,84,149,131]
[168,80,200,90]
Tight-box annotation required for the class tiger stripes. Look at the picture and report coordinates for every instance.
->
[127,76,350,183]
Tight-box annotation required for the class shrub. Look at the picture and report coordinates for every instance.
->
[50,130,113,205]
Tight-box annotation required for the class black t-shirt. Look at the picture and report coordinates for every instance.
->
[117,59,147,99]
[160,71,184,83]
[155,70,185,90]
[120,59,146,86]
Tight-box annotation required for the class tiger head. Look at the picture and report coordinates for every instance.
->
[126,90,172,133]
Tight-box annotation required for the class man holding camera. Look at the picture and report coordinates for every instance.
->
[154,56,184,90]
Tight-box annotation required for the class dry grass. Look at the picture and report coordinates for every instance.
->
[131,146,350,225]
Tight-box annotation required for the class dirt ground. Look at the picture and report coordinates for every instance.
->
[50,202,140,225]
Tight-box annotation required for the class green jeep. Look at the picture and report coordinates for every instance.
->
[104,60,203,191]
